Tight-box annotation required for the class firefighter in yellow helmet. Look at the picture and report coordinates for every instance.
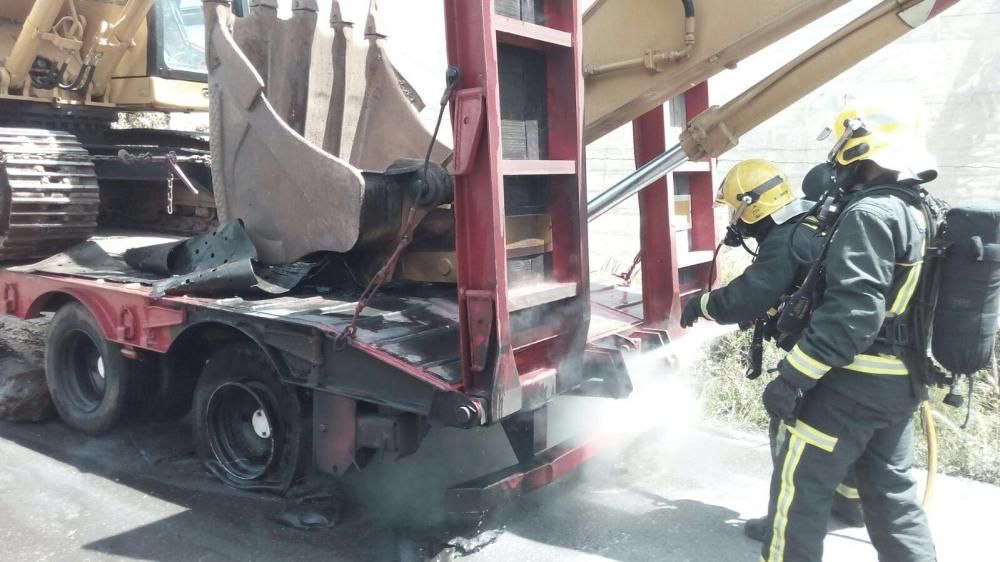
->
[679,159,865,539]
[681,159,806,328]
[758,100,937,562]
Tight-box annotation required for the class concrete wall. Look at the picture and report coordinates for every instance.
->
[710,0,1000,202]
[585,0,1000,270]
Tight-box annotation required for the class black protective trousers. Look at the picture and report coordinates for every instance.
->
[760,382,936,562]
[770,417,861,509]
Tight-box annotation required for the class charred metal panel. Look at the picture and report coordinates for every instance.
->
[122,221,314,297]
[313,392,356,475]
[502,406,548,464]
[319,337,438,417]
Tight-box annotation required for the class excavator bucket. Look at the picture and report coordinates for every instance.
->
[301,1,449,169]
[204,0,448,264]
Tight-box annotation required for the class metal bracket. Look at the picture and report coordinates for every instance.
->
[142,305,186,345]
[581,344,634,399]
[264,326,324,366]
[3,283,17,314]
[117,307,136,341]
[144,305,186,329]
[313,393,357,476]
[611,333,641,352]
[629,327,670,350]
[464,289,495,372]
[451,87,485,175]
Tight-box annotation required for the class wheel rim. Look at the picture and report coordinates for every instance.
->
[63,330,107,413]
[205,381,278,481]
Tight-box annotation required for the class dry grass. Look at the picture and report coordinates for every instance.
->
[696,330,1000,485]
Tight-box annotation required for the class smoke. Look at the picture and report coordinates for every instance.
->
[333,323,731,559]
[551,324,732,478]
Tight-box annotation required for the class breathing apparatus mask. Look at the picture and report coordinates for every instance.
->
[807,118,870,228]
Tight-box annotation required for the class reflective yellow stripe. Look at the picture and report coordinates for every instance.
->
[890,222,926,315]
[801,222,818,231]
[700,293,714,321]
[774,419,789,455]
[844,353,909,375]
[788,419,838,453]
[786,354,823,380]
[837,483,860,500]
[769,435,807,562]
[786,345,830,379]
[889,260,923,315]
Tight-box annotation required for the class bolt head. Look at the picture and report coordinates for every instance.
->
[437,258,454,276]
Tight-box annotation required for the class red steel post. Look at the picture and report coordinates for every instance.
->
[633,106,679,326]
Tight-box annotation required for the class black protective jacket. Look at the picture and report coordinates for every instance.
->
[778,186,929,414]
[701,215,822,325]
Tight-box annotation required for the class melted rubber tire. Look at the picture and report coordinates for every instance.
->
[128,353,195,423]
[192,342,305,493]
[45,303,135,434]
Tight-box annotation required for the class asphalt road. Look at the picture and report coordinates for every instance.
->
[1,318,997,561]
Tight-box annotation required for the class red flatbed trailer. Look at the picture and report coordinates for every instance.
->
[0,0,719,511]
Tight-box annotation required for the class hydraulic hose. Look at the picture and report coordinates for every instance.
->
[681,0,695,18]
[921,400,938,509]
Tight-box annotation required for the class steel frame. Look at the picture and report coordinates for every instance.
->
[634,82,717,334]
[0,0,715,512]
[444,0,589,425]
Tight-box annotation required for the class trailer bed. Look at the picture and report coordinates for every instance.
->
[2,232,645,393]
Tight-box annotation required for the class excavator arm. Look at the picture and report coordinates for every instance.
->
[678,0,960,161]
[583,0,850,144]
[585,0,961,220]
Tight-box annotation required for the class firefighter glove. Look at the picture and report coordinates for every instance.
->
[762,375,803,424]
[681,297,704,328]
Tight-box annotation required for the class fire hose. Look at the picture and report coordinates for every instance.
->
[922,400,938,509]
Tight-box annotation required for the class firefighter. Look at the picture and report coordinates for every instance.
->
[679,159,865,541]
[759,102,937,562]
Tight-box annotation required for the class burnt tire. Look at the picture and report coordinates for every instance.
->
[125,353,195,422]
[45,303,136,434]
[192,343,305,492]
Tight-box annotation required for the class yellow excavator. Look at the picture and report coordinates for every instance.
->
[0,0,211,260]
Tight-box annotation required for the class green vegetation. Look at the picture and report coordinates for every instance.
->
[695,330,1000,485]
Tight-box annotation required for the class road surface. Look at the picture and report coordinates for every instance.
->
[1,317,997,561]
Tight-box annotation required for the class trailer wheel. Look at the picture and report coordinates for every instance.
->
[45,303,135,434]
[192,343,305,492]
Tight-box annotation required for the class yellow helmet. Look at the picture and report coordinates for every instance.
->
[716,159,794,224]
[830,99,935,179]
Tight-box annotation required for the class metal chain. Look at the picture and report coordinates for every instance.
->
[614,251,643,285]
[0,148,210,165]
[166,173,175,215]
[335,207,421,349]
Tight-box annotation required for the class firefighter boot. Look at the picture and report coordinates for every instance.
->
[832,493,865,527]
[744,516,769,542]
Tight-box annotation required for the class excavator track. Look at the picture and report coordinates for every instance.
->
[0,128,99,262]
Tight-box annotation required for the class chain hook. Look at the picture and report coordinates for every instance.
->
[166,173,175,215]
